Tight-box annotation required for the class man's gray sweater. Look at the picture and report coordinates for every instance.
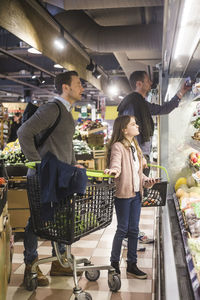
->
[17,99,76,164]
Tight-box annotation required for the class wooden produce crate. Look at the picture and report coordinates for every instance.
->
[87,134,104,148]
[7,177,30,232]
[93,149,106,170]
[77,159,95,169]
[0,203,12,300]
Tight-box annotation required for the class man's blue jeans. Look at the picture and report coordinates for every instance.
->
[110,192,141,263]
[24,217,66,264]
[24,168,66,264]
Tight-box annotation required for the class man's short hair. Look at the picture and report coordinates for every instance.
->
[129,71,147,90]
[55,71,78,95]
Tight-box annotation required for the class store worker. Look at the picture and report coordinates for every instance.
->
[118,70,191,246]
[104,115,157,278]
[18,71,84,287]
[7,112,22,143]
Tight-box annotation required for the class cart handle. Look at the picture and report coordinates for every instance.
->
[25,161,114,178]
[25,162,169,181]
[147,163,170,183]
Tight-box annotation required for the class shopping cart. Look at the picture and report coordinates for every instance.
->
[24,163,121,299]
[142,164,169,207]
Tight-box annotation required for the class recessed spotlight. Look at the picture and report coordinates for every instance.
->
[38,72,45,84]
[108,85,119,96]
[86,59,95,72]
[54,64,63,69]
[54,37,66,50]
[28,47,42,54]
[31,70,36,79]
[92,65,102,79]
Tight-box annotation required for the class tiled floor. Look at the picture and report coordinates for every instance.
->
[7,207,156,300]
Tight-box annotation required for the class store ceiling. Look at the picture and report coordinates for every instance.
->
[0,0,164,104]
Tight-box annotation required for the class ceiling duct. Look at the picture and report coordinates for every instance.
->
[45,0,163,10]
[55,11,162,58]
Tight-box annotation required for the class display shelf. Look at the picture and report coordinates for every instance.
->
[87,126,107,135]
[173,195,200,299]
[75,153,93,160]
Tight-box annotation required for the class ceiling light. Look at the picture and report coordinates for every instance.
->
[118,95,124,99]
[18,96,25,102]
[86,59,95,72]
[39,72,45,84]
[108,84,119,96]
[92,65,102,79]
[28,47,42,54]
[54,38,66,50]
[31,70,36,79]
[54,28,66,50]
[54,64,63,69]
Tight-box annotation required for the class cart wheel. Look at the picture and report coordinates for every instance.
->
[75,291,92,300]
[108,274,121,292]
[25,276,38,291]
[85,269,100,281]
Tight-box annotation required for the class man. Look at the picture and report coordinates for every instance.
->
[118,70,190,247]
[18,71,84,286]
[8,112,22,143]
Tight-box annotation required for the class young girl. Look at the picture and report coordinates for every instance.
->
[104,115,156,279]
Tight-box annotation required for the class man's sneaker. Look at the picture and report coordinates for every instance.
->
[111,261,121,275]
[122,238,146,252]
[127,262,147,279]
[50,260,83,276]
[24,257,49,286]
[138,232,154,244]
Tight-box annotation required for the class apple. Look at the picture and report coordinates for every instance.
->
[193,157,198,163]
[196,152,200,158]
[190,153,197,160]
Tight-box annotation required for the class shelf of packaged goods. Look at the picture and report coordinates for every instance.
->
[173,195,200,299]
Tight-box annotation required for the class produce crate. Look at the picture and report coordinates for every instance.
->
[75,153,93,160]
[6,164,28,177]
[93,149,106,170]
[87,134,104,148]
[7,177,29,231]
[77,159,95,169]
[0,184,7,217]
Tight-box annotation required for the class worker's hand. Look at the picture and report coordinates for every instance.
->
[75,164,85,169]
[177,81,193,99]
[104,168,120,178]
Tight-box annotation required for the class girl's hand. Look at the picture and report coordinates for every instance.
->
[143,177,158,188]
[104,168,120,178]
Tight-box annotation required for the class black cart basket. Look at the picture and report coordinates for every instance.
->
[142,164,169,207]
[27,167,115,245]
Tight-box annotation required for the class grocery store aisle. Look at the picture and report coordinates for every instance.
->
[7,207,156,300]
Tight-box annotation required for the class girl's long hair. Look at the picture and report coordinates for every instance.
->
[106,115,142,167]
